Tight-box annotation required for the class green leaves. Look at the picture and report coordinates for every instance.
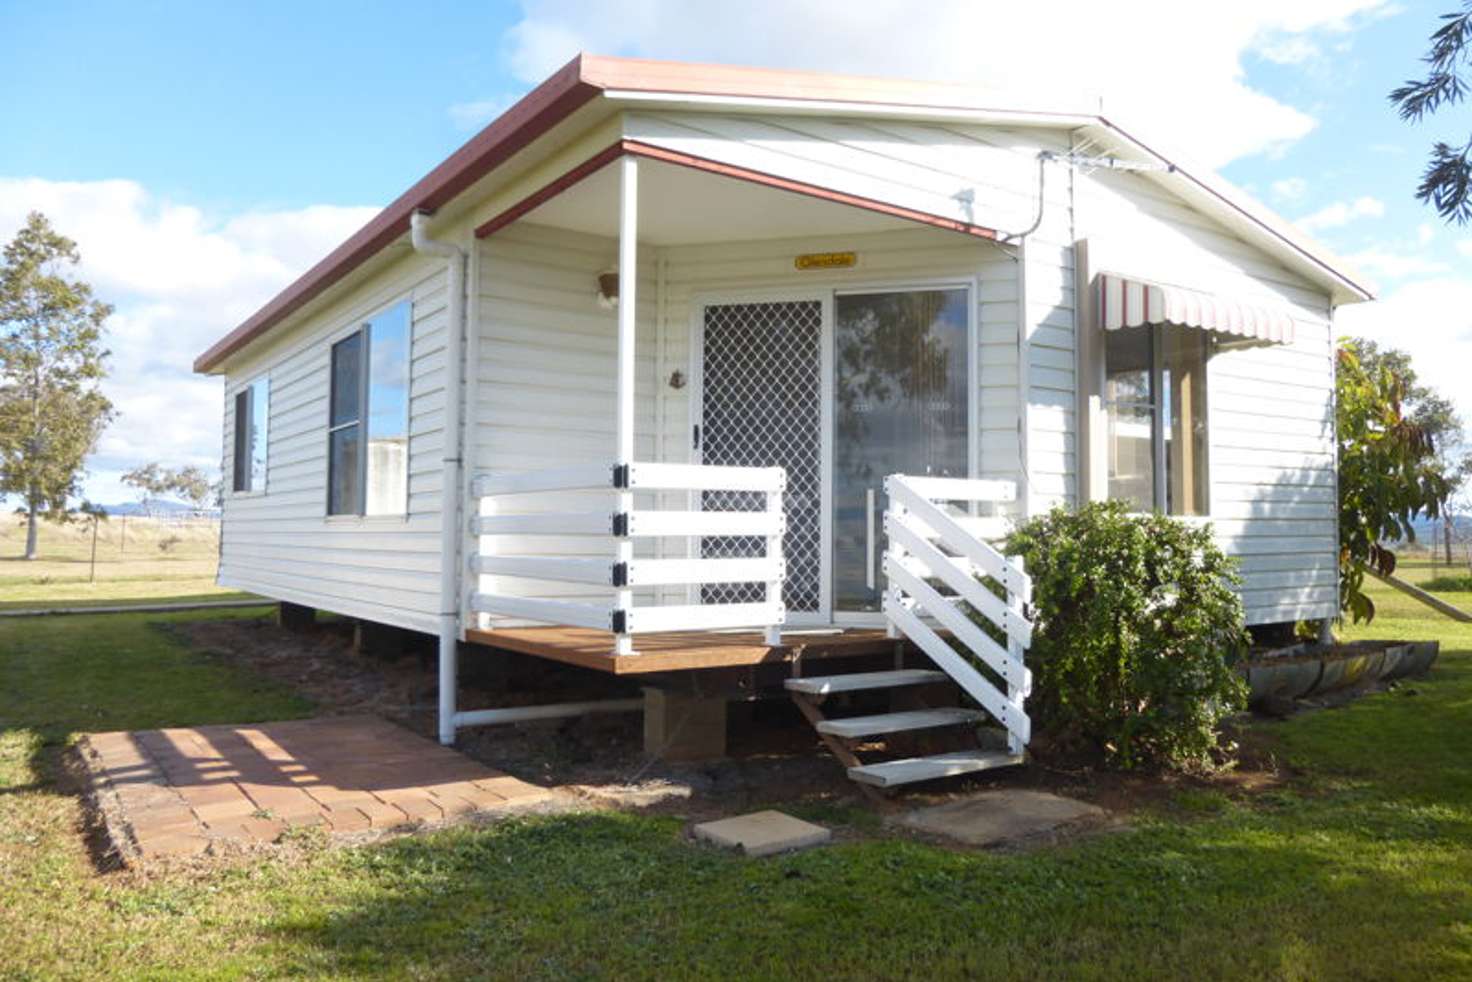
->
[0,212,115,554]
[1002,501,1249,770]
[1336,339,1452,623]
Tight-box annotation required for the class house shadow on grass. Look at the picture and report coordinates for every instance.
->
[265,773,1472,979]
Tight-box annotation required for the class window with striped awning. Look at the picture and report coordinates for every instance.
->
[1097,272,1296,345]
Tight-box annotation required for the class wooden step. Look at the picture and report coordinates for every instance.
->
[784,669,948,696]
[847,750,1025,788]
[815,707,984,738]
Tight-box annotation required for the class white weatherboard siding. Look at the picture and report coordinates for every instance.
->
[1078,166,1339,625]
[622,110,1078,513]
[215,105,1341,635]
[218,246,455,635]
[471,223,660,617]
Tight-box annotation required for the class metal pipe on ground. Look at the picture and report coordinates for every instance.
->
[453,698,644,728]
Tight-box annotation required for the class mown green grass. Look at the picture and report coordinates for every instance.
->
[2,588,1471,979]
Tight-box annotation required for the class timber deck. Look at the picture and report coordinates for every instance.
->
[464,626,898,674]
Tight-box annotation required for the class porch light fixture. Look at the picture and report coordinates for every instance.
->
[596,266,619,309]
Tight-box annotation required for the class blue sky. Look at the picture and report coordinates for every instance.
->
[1,0,1468,504]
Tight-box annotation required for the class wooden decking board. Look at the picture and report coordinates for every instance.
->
[465,626,897,674]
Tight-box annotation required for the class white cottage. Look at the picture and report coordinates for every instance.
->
[197,56,1370,785]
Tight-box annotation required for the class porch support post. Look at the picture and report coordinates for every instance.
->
[615,155,639,656]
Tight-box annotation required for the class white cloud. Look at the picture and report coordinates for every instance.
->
[0,179,378,504]
[447,95,520,131]
[501,0,1392,167]
[1345,248,1449,280]
[1295,195,1386,231]
[1271,177,1308,202]
[1338,277,1472,435]
[1456,239,1472,258]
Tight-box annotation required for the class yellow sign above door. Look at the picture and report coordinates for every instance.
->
[794,251,857,271]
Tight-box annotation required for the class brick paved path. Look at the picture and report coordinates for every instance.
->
[79,715,558,860]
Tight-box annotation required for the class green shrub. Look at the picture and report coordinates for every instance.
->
[1003,501,1250,770]
[1424,574,1472,593]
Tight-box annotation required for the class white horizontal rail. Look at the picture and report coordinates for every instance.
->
[893,475,1017,503]
[885,598,1030,743]
[625,462,785,492]
[623,556,784,586]
[885,556,1031,692]
[470,593,612,631]
[886,515,1033,646]
[623,601,785,634]
[471,512,613,536]
[625,510,784,538]
[470,461,788,649]
[886,479,1030,602]
[470,555,612,585]
[473,464,613,497]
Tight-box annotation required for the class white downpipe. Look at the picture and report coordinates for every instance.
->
[411,209,467,747]
[453,698,644,728]
[615,156,638,657]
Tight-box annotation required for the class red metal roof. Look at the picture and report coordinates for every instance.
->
[195,54,1370,373]
[195,55,1052,373]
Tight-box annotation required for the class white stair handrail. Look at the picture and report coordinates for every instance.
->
[882,473,1033,753]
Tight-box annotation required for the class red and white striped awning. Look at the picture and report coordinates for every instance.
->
[1097,273,1295,344]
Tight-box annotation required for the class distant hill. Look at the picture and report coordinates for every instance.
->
[99,499,216,518]
[1404,513,1471,544]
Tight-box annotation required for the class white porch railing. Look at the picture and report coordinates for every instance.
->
[468,461,787,655]
[881,474,1034,754]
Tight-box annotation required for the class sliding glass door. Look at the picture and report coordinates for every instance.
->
[831,288,971,614]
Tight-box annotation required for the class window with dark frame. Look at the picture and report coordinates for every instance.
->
[231,378,269,493]
[327,301,411,516]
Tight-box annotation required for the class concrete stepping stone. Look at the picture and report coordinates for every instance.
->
[692,810,831,857]
[896,789,1105,847]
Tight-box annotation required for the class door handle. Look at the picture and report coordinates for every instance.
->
[865,487,876,592]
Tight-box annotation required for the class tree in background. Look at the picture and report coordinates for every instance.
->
[1392,2,1472,223]
[75,499,107,583]
[1353,340,1470,565]
[1336,339,1452,622]
[169,465,214,513]
[121,462,171,517]
[122,462,218,516]
[0,212,115,559]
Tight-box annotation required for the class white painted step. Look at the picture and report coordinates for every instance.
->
[815,707,985,738]
[847,750,1025,788]
[784,669,948,696]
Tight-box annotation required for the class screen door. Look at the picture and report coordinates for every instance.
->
[698,300,824,615]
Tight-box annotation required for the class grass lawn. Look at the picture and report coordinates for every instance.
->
[0,514,254,610]
[3,586,1471,979]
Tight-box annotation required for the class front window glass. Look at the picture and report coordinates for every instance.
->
[231,378,269,493]
[327,301,411,516]
[834,288,970,612]
[365,302,410,515]
[1104,325,1209,515]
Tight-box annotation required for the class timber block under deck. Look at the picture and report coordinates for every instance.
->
[643,687,728,761]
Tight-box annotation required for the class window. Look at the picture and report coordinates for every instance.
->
[231,378,269,493]
[1104,325,1209,515]
[328,300,411,516]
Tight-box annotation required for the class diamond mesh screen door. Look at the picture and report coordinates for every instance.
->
[700,300,824,614]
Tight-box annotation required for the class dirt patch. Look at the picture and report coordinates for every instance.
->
[164,615,1298,847]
